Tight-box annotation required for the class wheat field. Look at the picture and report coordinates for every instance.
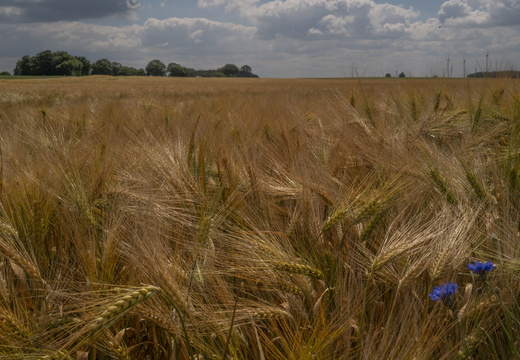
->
[0,76,519,359]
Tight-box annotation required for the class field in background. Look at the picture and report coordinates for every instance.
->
[0,76,519,359]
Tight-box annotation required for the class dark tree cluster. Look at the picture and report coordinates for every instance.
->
[91,58,145,76]
[13,50,146,76]
[146,60,259,78]
[13,51,259,78]
[467,70,520,78]
[14,50,91,76]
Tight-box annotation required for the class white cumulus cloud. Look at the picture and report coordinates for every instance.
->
[198,0,420,40]
[141,17,255,51]
[438,0,520,27]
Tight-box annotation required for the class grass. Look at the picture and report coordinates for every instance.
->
[0,76,519,359]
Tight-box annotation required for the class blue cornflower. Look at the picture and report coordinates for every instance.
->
[429,282,458,302]
[468,260,496,283]
[467,261,496,274]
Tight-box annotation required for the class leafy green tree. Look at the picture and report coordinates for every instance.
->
[220,64,239,77]
[14,55,33,75]
[91,59,112,75]
[32,50,53,75]
[237,72,258,78]
[0,71,11,76]
[167,63,188,77]
[146,60,166,76]
[75,56,91,76]
[117,66,143,76]
[117,66,132,76]
[56,58,83,76]
[240,65,252,73]
[48,51,84,76]
[237,65,258,78]
[111,62,122,76]
[51,51,73,74]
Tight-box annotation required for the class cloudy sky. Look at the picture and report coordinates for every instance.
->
[1,0,519,77]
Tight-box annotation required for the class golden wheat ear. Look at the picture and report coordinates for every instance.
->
[0,219,47,286]
[272,261,324,280]
[88,286,159,333]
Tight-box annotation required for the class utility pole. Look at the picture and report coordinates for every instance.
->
[446,56,450,78]
[463,58,466,78]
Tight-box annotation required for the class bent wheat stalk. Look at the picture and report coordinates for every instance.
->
[38,350,71,360]
[0,221,46,285]
[89,286,159,333]
[272,261,324,280]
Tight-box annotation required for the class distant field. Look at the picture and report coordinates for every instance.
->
[0,75,68,80]
[0,76,519,359]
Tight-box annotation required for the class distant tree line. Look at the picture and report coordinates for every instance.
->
[13,50,259,78]
[14,50,91,76]
[467,70,520,78]
[145,60,258,78]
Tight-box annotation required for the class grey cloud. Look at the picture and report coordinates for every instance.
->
[438,0,484,25]
[197,0,226,8]
[141,17,256,55]
[0,16,257,62]
[256,6,332,39]
[486,0,520,26]
[197,0,257,13]
[0,21,143,60]
[0,0,140,23]
[438,0,520,27]
[228,0,419,40]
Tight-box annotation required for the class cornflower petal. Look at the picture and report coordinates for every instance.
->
[429,282,458,302]
[467,261,496,274]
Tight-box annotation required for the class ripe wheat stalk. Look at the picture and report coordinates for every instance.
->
[0,77,518,359]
